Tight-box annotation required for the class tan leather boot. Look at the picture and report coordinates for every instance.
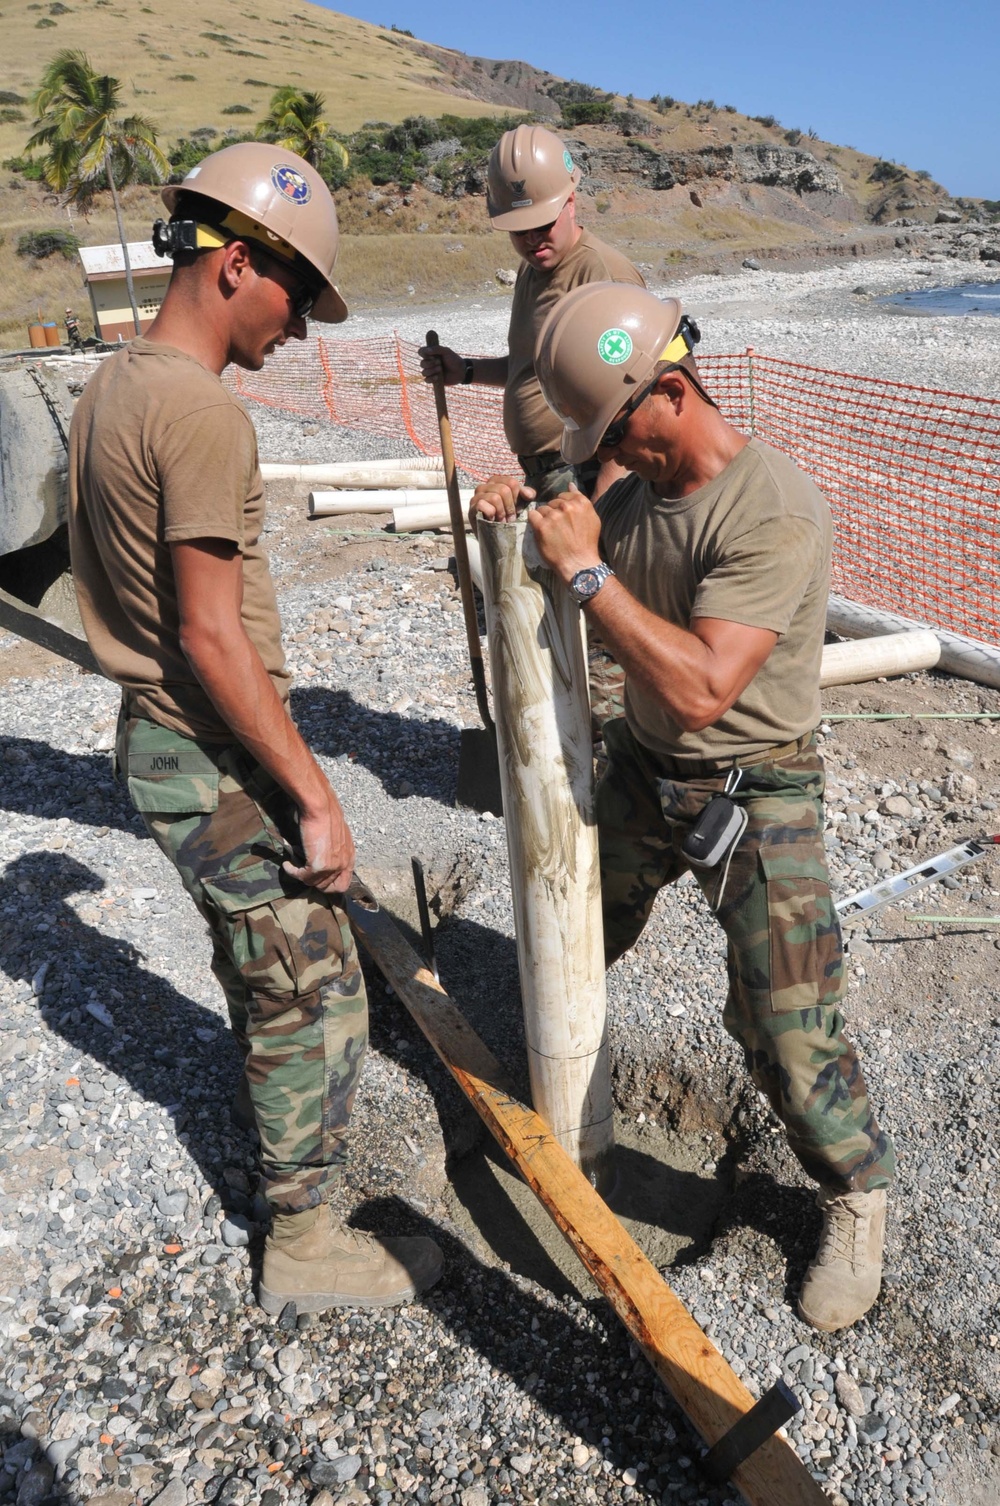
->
[797,1187,887,1332]
[259,1204,443,1315]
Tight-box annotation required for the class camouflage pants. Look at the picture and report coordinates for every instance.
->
[597,718,895,1194]
[118,708,367,1214]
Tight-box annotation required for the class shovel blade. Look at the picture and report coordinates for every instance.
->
[456,726,504,817]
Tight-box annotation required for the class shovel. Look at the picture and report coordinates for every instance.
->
[425,329,504,817]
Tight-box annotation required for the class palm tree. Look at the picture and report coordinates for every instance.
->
[255,87,348,176]
[28,50,168,335]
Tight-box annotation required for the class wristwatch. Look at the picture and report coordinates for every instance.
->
[569,562,615,606]
[462,358,475,385]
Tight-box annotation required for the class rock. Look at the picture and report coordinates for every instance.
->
[46,1435,81,1468]
[150,1481,189,1506]
[742,257,762,270]
[310,1455,361,1486]
[873,849,893,872]
[935,209,963,224]
[494,268,517,287]
[944,771,978,802]
[220,1214,251,1248]
[572,1444,590,1469]
[277,1344,303,1377]
[881,795,913,818]
[15,1460,55,1505]
[834,1373,867,1417]
[509,1454,534,1476]
[156,1189,189,1219]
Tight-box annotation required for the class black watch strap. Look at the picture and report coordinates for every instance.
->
[462,359,475,385]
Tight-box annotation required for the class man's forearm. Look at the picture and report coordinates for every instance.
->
[583,581,723,731]
[467,355,509,387]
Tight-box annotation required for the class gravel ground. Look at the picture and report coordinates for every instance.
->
[3,257,1000,1506]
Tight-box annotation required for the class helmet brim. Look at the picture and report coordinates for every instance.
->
[488,170,580,232]
[560,417,608,465]
[312,282,348,324]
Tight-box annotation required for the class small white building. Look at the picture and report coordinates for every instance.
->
[78,241,172,342]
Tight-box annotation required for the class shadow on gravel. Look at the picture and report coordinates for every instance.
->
[0,736,138,835]
[346,1197,747,1506]
[1,850,250,1209]
[291,685,463,806]
[0,1427,75,1504]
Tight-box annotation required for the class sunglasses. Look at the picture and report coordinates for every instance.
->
[252,243,318,321]
[598,372,663,451]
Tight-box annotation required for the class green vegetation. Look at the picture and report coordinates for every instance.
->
[17,226,80,259]
[649,94,675,113]
[560,99,615,126]
[254,86,346,175]
[870,159,905,183]
[221,104,253,115]
[751,113,779,129]
[26,49,168,330]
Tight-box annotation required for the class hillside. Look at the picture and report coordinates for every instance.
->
[0,0,966,347]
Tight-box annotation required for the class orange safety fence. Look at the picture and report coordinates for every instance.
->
[226,333,1000,649]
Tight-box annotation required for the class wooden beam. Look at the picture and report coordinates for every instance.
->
[0,585,100,674]
[345,880,829,1506]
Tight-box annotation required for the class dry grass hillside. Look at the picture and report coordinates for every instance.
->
[0,0,959,347]
[0,0,503,156]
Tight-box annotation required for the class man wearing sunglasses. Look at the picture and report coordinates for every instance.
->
[470,283,894,1334]
[68,142,443,1317]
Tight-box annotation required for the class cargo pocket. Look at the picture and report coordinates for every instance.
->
[758,842,845,1012]
[125,722,220,814]
[201,861,345,1005]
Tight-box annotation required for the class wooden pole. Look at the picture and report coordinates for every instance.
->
[819,629,940,687]
[477,517,615,1191]
[345,881,829,1506]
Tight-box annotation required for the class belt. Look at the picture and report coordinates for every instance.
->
[654,732,816,781]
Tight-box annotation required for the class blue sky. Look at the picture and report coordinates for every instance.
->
[325,0,1000,200]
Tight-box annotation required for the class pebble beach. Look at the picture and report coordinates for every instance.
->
[1,250,999,1506]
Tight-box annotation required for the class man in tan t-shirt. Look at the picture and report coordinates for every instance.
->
[419,123,645,504]
[470,283,895,1335]
[69,142,442,1317]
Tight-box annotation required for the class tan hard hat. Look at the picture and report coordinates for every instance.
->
[162,142,347,323]
[486,125,582,232]
[536,283,688,462]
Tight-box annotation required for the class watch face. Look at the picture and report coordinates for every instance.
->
[572,567,602,600]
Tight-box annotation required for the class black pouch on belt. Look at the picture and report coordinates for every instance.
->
[682,795,748,868]
[681,766,748,870]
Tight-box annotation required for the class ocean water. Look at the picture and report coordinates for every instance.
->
[879,281,1000,316]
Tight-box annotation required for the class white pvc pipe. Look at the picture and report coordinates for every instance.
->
[827,594,1000,691]
[263,457,444,484]
[390,497,473,532]
[819,630,941,688]
[309,489,470,518]
[478,517,615,1190]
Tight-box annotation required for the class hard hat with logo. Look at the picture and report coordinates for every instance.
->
[535,283,700,462]
[157,142,347,322]
[486,124,582,232]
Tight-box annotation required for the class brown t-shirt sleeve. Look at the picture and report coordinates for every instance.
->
[692,515,823,635]
[158,402,257,548]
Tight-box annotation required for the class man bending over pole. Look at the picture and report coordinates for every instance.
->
[469,282,894,1332]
